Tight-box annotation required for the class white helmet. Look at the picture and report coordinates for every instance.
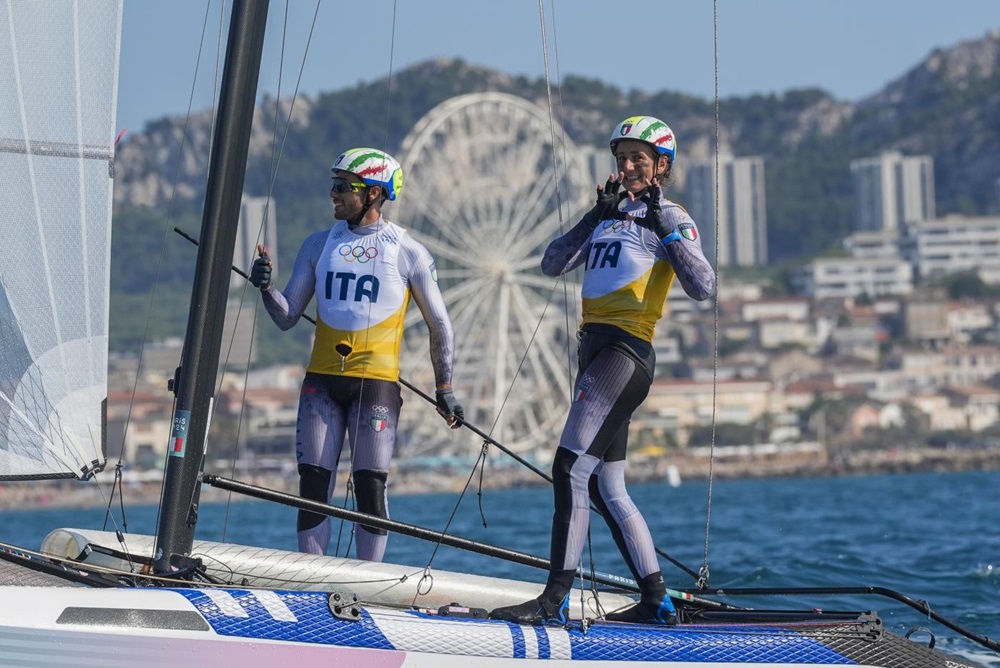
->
[330,147,404,201]
[609,116,676,162]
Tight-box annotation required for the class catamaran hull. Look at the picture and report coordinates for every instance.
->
[0,585,980,667]
[41,528,638,616]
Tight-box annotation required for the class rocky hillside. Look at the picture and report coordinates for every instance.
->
[852,29,1000,216]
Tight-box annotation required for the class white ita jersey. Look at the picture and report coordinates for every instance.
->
[310,220,411,380]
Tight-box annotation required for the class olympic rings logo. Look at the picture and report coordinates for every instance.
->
[372,405,389,413]
[602,219,631,233]
[338,243,379,263]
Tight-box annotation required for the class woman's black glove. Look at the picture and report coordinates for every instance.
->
[582,175,627,229]
[633,184,681,243]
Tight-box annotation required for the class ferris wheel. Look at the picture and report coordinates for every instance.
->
[394,92,594,459]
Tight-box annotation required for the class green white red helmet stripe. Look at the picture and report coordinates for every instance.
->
[639,121,672,146]
[346,151,390,176]
[610,115,677,161]
[331,147,404,201]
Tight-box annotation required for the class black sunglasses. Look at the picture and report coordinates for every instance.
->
[331,177,367,194]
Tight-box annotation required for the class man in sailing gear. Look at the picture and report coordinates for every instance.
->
[257,147,463,562]
[490,116,713,626]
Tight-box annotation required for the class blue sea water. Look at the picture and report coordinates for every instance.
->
[3,470,1000,664]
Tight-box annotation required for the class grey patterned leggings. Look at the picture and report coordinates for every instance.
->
[548,325,661,585]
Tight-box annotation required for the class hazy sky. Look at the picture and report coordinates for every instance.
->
[117,0,999,135]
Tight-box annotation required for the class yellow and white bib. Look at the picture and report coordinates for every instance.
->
[580,215,676,342]
[308,221,410,380]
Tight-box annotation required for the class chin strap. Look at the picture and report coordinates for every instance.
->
[347,190,379,229]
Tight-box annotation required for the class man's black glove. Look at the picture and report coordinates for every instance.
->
[249,250,272,290]
[435,388,464,429]
[582,175,626,229]
[633,184,680,243]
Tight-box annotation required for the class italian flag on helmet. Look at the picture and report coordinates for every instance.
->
[331,148,404,201]
[609,116,676,162]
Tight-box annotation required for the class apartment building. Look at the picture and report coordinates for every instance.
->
[686,155,768,267]
[843,230,901,258]
[851,151,934,233]
[794,257,913,299]
[233,195,278,291]
[901,215,1000,283]
[903,297,950,345]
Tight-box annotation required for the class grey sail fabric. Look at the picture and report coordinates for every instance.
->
[0,0,122,479]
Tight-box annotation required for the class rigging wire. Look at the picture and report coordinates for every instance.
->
[546,0,580,411]
[218,0,292,544]
[388,0,586,582]
[101,0,220,555]
[333,0,402,558]
[538,0,579,415]
[203,0,321,542]
[331,0,575,580]
[536,0,602,614]
[536,0,568,236]
[697,0,722,591]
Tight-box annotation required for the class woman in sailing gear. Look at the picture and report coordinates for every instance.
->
[251,147,464,562]
[490,116,715,625]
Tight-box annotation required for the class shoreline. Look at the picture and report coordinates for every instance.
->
[2,447,998,512]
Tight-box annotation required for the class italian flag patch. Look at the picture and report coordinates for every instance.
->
[679,223,698,241]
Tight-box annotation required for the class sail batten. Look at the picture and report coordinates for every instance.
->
[0,137,115,160]
[0,0,122,480]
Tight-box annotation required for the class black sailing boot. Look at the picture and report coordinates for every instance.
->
[604,572,678,625]
[489,569,574,625]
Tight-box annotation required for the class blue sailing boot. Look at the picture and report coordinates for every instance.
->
[604,573,679,626]
[489,569,573,625]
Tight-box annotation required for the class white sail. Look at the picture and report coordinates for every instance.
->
[0,0,122,479]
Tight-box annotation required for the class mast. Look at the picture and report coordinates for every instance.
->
[153,0,270,574]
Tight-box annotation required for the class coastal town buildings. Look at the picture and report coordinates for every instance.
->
[104,282,1000,474]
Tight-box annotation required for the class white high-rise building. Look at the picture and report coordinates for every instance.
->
[850,151,934,233]
[224,196,277,366]
[685,156,767,267]
[232,196,278,292]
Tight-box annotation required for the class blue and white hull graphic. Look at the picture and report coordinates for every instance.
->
[0,584,982,667]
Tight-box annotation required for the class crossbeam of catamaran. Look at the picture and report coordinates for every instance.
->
[200,472,732,611]
[172,225,700,582]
